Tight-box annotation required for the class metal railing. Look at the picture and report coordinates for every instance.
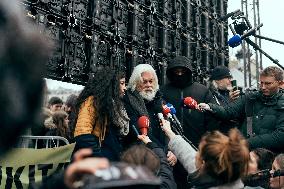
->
[16,135,69,149]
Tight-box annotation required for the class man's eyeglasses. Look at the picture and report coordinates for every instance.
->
[259,81,279,87]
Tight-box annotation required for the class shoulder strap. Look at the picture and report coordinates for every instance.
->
[245,91,256,138]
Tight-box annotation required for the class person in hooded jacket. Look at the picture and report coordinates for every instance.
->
[161,56,217,148]
[160,56,218,189]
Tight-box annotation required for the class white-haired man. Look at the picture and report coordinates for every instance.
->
[122,64,178,168]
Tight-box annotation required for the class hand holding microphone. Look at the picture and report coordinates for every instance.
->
[160,103,198,151]
[158,117,176,140]
[137,135,152,144]
[163,103,183,133]
[197,103,212,112]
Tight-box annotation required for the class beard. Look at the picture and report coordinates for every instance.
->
[219,85,231,91]
[139,89,157,101]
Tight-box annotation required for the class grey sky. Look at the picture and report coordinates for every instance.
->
[228,0,284,68]
[46,78,84,90]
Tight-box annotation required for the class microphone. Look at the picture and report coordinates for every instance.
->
[162,104,171,116]
[161,104,198,151]
[137,116,150,135]
[228,23,263,47]
[220,9,242,21]
[183,97,198,109]
[164,103,183,133]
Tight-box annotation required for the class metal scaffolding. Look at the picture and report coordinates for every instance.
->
[241,0,261,88]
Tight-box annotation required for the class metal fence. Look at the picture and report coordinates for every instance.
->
[16,135,69,149]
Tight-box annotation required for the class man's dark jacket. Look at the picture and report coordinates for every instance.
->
[160,56,219,189]
[209,89,284,153]
[147,142,177,189]
[209,84,241,134]
[122,90,167,149]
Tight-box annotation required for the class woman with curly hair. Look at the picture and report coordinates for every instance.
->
[45,111,71,139]
[72,68,129,161]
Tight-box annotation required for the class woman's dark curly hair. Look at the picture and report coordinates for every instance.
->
[52,110,70,139]
[73,68,125,129]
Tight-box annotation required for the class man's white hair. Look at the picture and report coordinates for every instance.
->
[128,64,159,92]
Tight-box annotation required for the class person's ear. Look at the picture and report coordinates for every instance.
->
[278,80,284,89]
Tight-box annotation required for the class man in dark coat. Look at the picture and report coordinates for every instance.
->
[208,66,241,133]
[160,56,217,189]
[160,56,217,147]
[199,66,284,154]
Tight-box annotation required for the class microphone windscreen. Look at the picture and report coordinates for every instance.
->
[228,34,242,48]
[137,116,150,135]
[162,105,171,116]
[166,103,176,114]
[183,97,198,109]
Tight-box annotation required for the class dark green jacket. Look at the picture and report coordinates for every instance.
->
[209,90,284,153]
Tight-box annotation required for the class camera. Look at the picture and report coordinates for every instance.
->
[243,169,272,188]
[243,169,284,188]
[231,80,238,91]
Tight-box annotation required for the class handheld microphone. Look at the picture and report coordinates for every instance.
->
[162,104,176,123]
[162,104,171,116]
[131,125,140,136]
[137,116,150,135]
[161,104,197,151]
[164,103,183,133]
[183,97,198,109]
[228,23,263,47]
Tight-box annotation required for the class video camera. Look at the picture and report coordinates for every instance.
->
[243,169,284,188]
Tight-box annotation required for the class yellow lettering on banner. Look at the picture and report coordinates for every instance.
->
[0,143,75,189]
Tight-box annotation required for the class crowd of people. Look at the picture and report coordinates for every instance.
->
[1,0,284,189]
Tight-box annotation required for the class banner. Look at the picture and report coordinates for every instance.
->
[0,143,75,189]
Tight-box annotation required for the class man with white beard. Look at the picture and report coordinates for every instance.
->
[122,64,178,167]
